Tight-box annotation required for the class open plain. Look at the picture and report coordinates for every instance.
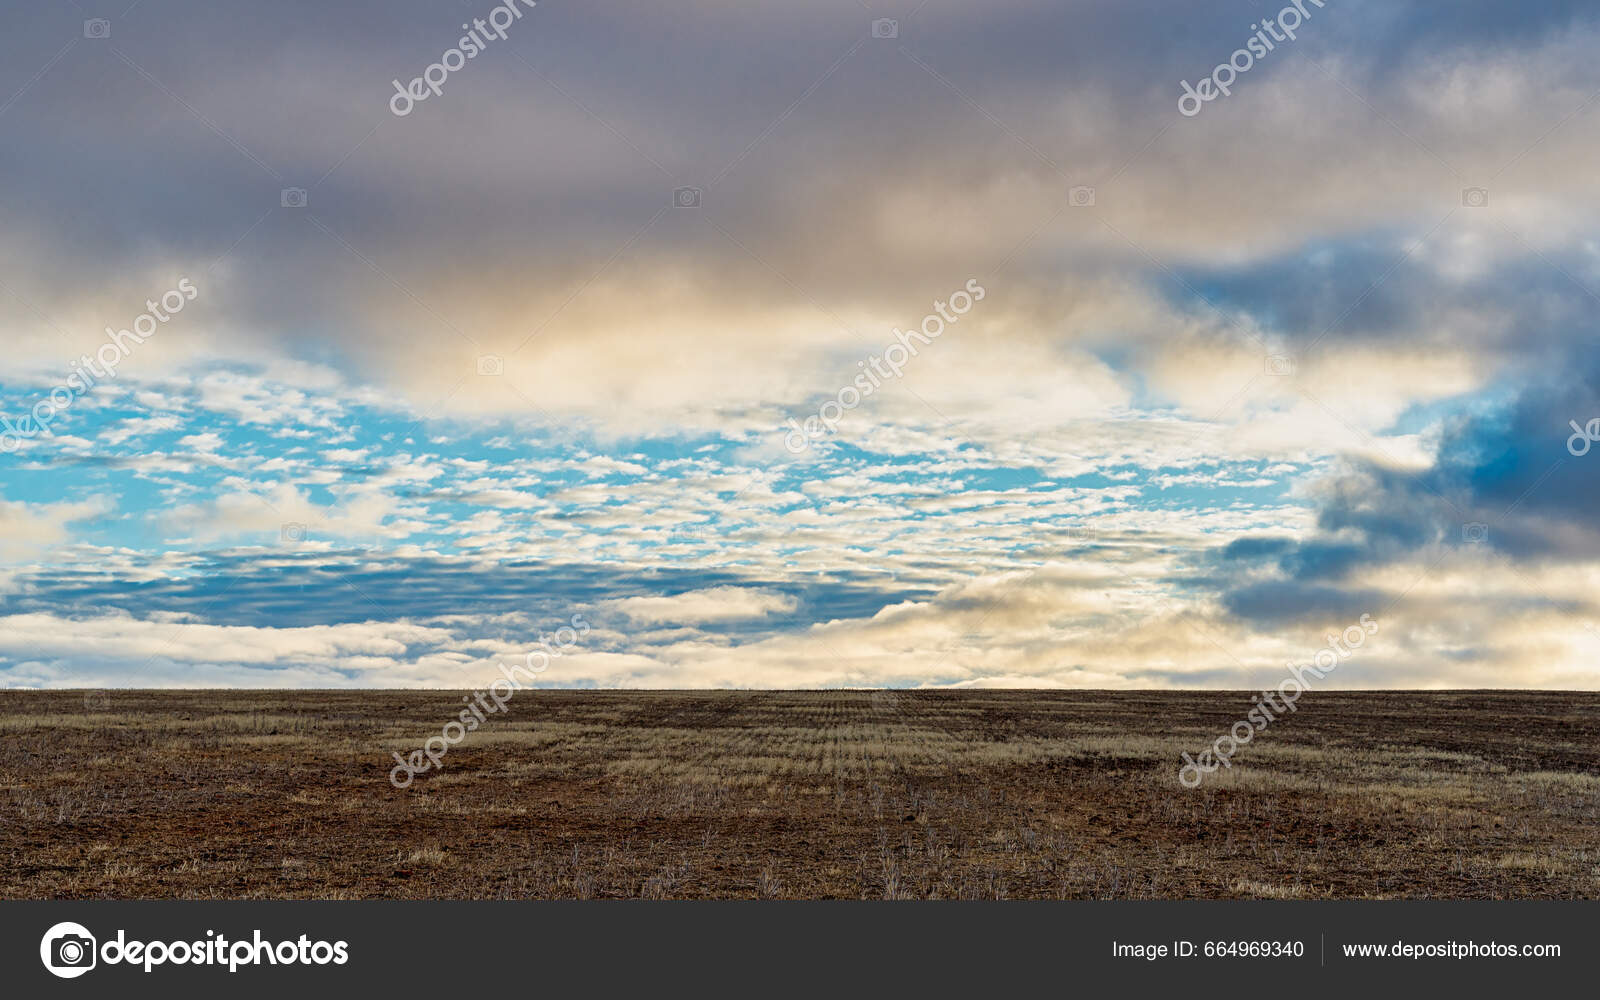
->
[4,690,1598,899]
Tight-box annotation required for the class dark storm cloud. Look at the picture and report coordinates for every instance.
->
[1220,579,1387,626]
[1167,243,1600,359]
[1321,354,1600,562]
[1215,352,1600,624]
[6,0,1599,366]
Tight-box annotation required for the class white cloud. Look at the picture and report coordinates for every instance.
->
[602,587,799,625]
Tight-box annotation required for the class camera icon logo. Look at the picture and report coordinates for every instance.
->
[871,18,899,39]
[83,690,110,711]
[281,187,308,209]
[476,354,505,376]
[1462,522,1490,544]
[83,19,111,38]
[1264,353,1295,376]
[41,922,97,978]
[1461,187,1489,208]
[281,522,308,544]
[1068,185,1096,207]
[673,186,701,208]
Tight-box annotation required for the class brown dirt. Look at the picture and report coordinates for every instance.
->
[4,689,1598,899]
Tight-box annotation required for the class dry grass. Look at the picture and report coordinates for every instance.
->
[3,689,1597,899]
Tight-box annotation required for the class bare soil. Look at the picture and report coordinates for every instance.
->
[4,690,1598,899]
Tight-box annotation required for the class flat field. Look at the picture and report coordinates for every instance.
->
[4,690,1598,899]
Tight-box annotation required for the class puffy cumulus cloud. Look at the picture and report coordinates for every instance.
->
[413,562,1424,690]
[162,481,422,544]
[0,612,459,687]
[0,495,115,563]
[602,586,799,625]
[456,556,1600,690]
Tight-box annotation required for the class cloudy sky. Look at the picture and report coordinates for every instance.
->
[2,0,1598,689]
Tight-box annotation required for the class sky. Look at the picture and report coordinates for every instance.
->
[1,0,1598,689]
